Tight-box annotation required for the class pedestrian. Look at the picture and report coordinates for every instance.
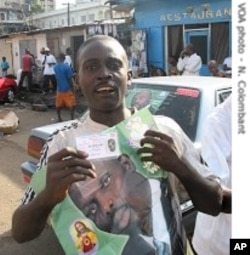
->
[18,48,33,91]
[41,47,57,93]
[0,56,10,77]
[223,55,232,78]
[54,53,76,122]
[168,55,180,76]
[192,95,232,255]
[64,47,74,71]
[12,35,230,255]
[177,44,202,76]
[208,60,225,77]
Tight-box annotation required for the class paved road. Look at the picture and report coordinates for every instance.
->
[0,101,81,255]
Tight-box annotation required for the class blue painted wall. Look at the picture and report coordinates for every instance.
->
[133,0,231,74]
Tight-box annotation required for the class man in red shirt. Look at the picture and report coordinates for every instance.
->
[18,48,34,91]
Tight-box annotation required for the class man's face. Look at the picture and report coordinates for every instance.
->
[131,91,151,110]
[69,156,152,235]
[77,39,129,113]
[208,63,218,75]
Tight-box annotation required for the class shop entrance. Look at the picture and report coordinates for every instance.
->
[185,29,210,76]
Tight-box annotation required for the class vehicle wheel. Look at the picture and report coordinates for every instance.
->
[6,88,15,103]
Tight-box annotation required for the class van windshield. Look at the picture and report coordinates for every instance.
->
[126,83,201,141]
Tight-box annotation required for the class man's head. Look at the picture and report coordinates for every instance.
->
[69,154,152,236]
[184,44,195,56]
[208,60,219,76]
[76,35,131,114]
[25,48,30,54]
[131,90,152,110]
[58,53,66,63]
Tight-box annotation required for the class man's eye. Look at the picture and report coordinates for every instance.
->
[84,63,99,72]
[101,174,111,188]
[108,60,121,71]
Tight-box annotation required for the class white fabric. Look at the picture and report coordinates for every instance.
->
[42,54,57,75]
[223,57,232,75]
[192,96,232,255]
[177,53,202,76]
[22,112,219,255]
[64,55,73,69]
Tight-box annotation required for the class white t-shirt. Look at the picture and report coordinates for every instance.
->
[223,57,232,76]
[22,113,217,255]
[42,54,57,75]
[192,96,232,255]
[177,53,202,76]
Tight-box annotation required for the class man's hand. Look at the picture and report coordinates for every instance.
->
[44,147,96,206]
[137,130,182,175]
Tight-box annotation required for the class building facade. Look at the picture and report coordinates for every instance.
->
[130,0,231,76]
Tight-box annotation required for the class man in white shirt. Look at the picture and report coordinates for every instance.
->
[41,47,57,93]
[177,44,202,76]
[64,47,74,71]
[223,56,232,78]
[192,96,232,255]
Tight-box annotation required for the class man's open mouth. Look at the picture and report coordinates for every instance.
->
[95,86,115,94]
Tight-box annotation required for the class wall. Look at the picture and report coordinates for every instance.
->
[0,40,13,74]
[10,33,46,74]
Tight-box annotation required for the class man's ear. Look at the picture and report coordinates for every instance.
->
[118,154,136,172]
[127,70,132,87]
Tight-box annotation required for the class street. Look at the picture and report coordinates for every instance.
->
[0,101,81,255]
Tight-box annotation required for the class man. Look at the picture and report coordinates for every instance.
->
[0,56,10,77]
[208,60,225,77]
[177,44,202,76]
[131,90,152,110]
[18,48,33,91]
[64,47,74,71]
[192,96,232,255]
[69,154,155,255]
[41,47,57,93]
[223,55,232,78]
[12,35,230,255]
[54,53,76,122]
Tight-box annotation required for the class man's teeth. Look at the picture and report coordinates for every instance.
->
[97,87,114,92]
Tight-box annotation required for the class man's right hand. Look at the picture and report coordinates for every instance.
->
[44,147,96,206]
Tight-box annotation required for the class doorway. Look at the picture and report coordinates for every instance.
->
[185,29,210,76]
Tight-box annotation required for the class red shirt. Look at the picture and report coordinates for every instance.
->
[22,54,33,72]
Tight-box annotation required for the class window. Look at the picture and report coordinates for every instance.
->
[89,14,95,21]
[0,13,5,21]
[126,84,201,141]
[81,15,86,23]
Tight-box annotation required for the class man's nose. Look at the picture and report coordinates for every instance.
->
[96,192,114,214]
[97,65,113,80]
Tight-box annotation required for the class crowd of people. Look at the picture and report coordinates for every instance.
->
[11,35,231,255]
[139,44,231,78]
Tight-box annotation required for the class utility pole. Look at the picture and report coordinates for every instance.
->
[62,2,70,26]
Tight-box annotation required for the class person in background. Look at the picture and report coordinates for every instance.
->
[192,95,232,255]
[64,47,74,72]
[41,47,57,93]
[168,55,179,76]
[18,48,34,91]
[0,56,10,77]
[53,53,76,122]
[208,60,225,77]
[223,55,232,78]
[177,44,202,76]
